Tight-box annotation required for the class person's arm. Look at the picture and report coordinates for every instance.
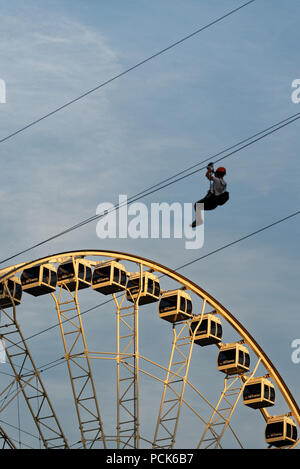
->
[206,168,214,181]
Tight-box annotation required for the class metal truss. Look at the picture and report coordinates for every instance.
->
[51,280,106,449]
[198,357,261,448]
[0,283,69,448]
[114,264,142,449]
[0,426,16,449]
[152,298,207,448]
[152,320,194,448]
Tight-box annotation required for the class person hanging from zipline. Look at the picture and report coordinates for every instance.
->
[191,163,229,227]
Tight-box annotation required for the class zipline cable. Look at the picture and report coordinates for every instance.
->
[0,0,256,146]
[1,109,299,266]
[176,210,300,270]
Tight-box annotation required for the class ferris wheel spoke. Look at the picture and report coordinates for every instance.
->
[51,274,107,449]
[152,320,195,449]
[114,264,143,449]
[0,292,68,448]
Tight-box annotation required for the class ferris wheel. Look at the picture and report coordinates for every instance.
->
[0,249,298,449]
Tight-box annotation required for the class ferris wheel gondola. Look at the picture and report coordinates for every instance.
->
[158,289,192,323]
[21,263,57,296]
[243,377,275,409]
[126,271,160,305]
[265,415,298,448]
[57,258,92,291]
[92,260,128,295]
[189,313,223,346]
[217,342,250,375]
[0,276,22,308]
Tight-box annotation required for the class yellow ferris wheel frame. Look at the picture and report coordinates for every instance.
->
[0,249,299,449]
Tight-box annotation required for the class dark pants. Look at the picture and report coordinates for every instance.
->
[195,192,219,211]
[195,191,229,211]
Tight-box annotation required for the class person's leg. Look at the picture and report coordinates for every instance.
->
[195,201,203,226]
[191,193,219,227]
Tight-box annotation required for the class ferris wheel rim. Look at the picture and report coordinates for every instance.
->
[0,248,299,431]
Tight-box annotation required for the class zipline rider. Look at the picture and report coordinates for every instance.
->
[191,163,229,227]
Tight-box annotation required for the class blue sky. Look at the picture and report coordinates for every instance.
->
[0,0,299,449]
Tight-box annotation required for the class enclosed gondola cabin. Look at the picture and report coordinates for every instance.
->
[158,290,192,323]
[0,276,22,309]
[92,261,128,295]
[126,272,160,305]
[189,314,222,346]
[265,416,297,448]
[243,377,275,409]
[217,343,250,375]
[21,263,57,297]
[57,258,92,292]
